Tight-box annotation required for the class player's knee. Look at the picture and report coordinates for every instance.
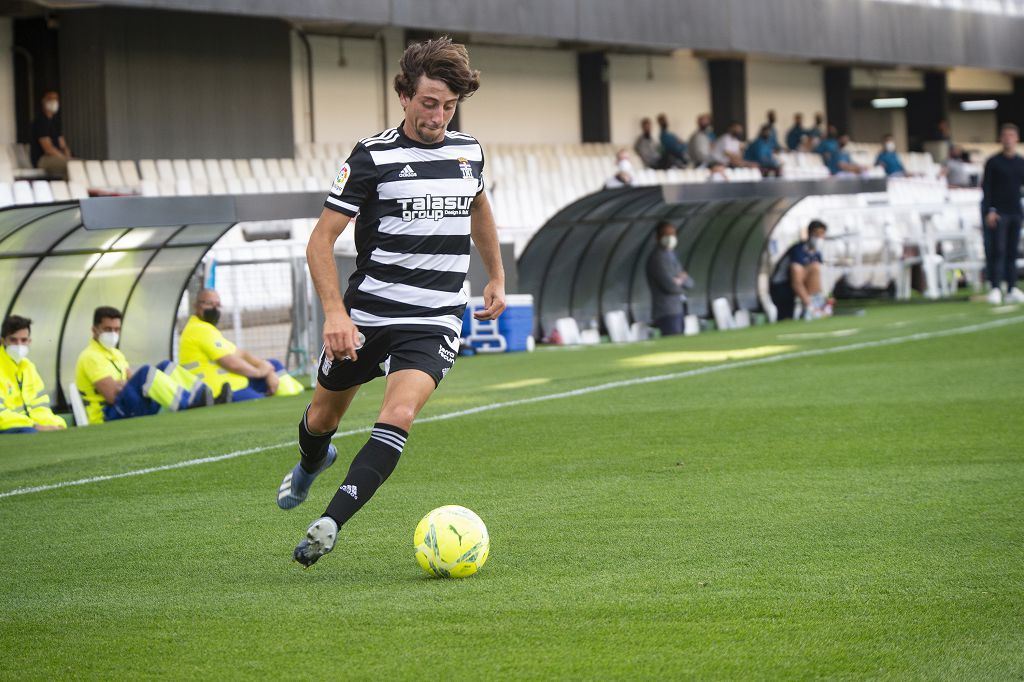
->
[378,404,417,432]
[306,401,342,433]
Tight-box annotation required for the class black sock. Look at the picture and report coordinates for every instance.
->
[298,405,337,473]
[323,422,407,527]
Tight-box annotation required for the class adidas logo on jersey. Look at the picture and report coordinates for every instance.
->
[398,164,417,178]
[339,484,358,500]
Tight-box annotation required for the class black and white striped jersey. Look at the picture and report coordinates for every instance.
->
[323,123,485,336]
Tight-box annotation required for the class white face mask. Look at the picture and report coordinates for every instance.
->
[810,236,824,251]
[885,141,896,152]
[98,331,120,350]
[45,100,59,115]
[5,344,29,362]
[660,235,678,250]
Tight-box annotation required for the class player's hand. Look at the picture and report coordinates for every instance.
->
[36,424,62,432]
[474,280,506,320]
[265,369,280,396]
[985,211,999,229]
[323,311,361,362]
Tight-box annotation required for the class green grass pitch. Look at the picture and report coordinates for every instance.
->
[1,301,1022,679]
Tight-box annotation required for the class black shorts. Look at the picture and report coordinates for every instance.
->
[317,326,460,391]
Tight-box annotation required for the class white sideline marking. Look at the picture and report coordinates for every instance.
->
[2,315,1022,501]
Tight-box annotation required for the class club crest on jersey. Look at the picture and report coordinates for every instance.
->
[332,164,351,194]
[397,195,473,221]
[457,157,474,180]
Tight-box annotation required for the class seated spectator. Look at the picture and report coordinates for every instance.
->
[75,306,214,425]
[687,114,715,167]
[744,125,782,177]
[710,122,756,169]
[874,134,906,176]
[633,118,665,169]
[944,145,977,187]
[30,91,72,179]
[656,113,688,167]
[0,315,67,434]
[604,149,634,189]
[180,288,303,402]
[645,221,693,336]
[769,220,830,320]
[786,113,806,151]
[764,110,782,151]
[806,112,825,144]
[831,135,865,175]
[814,125,840,169]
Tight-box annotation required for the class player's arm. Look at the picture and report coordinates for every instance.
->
[789,262,811,306]
[308,207,361,360]
[235,349,279,394]
[469,192,506,321]
[217,352,269,379]
[92,376,123,405]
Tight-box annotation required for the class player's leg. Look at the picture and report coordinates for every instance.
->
[294,369,436,567]
[278,332,383,510]
[277,383,359,509]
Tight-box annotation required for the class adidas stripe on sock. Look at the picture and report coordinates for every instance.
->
[323,422,408,528]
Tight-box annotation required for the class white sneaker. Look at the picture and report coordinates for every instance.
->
[1006,288,1024,304]
[987,287,1003,305]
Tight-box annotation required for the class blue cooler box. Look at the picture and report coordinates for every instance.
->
[462,294,534,352]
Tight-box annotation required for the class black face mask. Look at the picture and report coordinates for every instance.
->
[201,308,221,326]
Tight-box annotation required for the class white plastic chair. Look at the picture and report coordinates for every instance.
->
[49,181,71,201]
[0,182,14,207]
[67,159,89,185]
[711,297,735,331]
[172,159,191,180]
[67,383,89,427]
[249,159,268,178]
[554,317,581,345]
[603,310,633,343]
[138,159,159,181]
[234,159,253,179]
[155,159,175,181]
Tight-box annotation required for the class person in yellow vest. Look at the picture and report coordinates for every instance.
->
[179,288,303,401]
[0,315,67,434]
[75,306,215,425]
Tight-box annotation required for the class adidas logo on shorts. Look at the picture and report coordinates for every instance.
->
[398,164,417,178]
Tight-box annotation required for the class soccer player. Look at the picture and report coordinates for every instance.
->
[277,37,506,567]
[769,220,829,320]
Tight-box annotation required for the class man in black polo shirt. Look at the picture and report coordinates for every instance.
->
[30,91,71,179]
[981,123,1024,304]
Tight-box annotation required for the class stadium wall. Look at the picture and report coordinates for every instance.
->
[608,50,709,148]
[745,59,825,142]
[0,18,14,145]
[58,8,293,160]
[458,45,580,144]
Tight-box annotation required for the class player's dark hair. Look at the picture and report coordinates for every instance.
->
[655,221,676,238]
[1,314,31,338]
[93,306,122,326]
[808,219,828,234]
[1001,123,1020,136]
[394,36,480,102]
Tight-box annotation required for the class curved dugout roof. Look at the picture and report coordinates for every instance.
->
[519,179,886,337]
[0,193,323,407]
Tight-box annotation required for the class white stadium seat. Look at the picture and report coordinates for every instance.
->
[31,180,54,203]
[249,158,268,178]
[102,160,124,187]
[67,181,89,199]
[172,159,191,180]
[218,159,238,178]
[234,159,253,178]
[67,159,89,186]
[155,159,176,181]
[12,180,35,204]
[204,159,223,180]
[138,159,159,182]
[119,160,141,187]
[188,159,208,181]
[49,180,71,201]
[85,160,108,188]
[265,158,283,178]
[0,182,14,207]
[279,158,297,178]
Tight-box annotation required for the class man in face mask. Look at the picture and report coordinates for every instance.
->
[30,91,72,179]
[75,306,213,425]
[0,315,67,434]
[874,134,906,177]
[769,220,830,320]
[179,288,303,402]
[645,222,694,337]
